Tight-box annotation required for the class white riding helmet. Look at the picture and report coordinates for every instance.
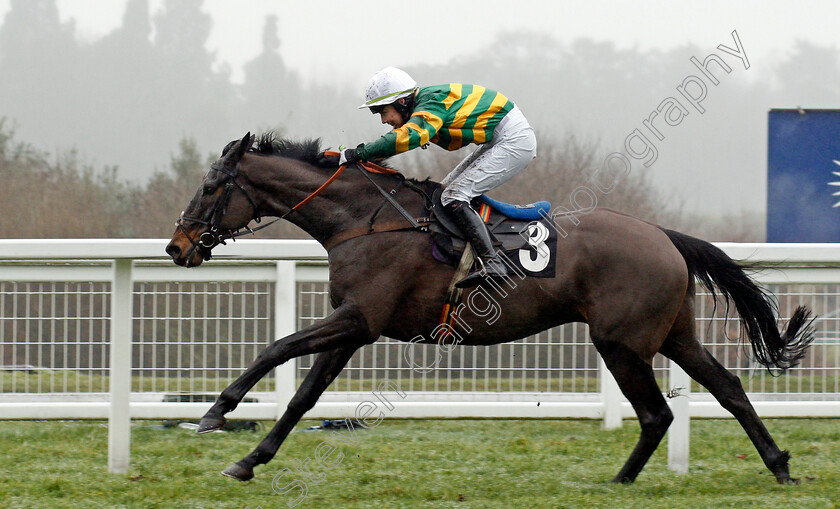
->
[358,67,418,109]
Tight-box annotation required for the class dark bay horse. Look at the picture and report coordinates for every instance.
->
[165,132,814,485]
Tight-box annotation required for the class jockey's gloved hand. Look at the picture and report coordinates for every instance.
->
[316,151,340,166]
[339,148,360,166]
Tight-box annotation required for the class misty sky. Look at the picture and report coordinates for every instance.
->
[0,0,838,218]
[2,0,836,87]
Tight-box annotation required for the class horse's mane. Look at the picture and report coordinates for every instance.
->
[249,131,438,193]
[252,132,326,167]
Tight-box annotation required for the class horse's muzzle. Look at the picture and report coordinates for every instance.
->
[166,235,210,267]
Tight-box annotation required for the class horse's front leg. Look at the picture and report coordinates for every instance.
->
[220,344,359,481]
[197,302,375,433]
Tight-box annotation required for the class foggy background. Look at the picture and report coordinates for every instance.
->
[0,0,838,240]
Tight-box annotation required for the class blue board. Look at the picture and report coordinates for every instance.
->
[767,109,840,242]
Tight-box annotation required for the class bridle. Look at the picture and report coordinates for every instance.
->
[176,160,270,262]
[176,150,428,262]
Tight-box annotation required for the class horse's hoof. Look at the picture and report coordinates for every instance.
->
[777,476,800,485]
[197,414,226,434]
[221,463,254,482]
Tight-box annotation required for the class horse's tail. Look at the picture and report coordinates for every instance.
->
[660,227,815,372]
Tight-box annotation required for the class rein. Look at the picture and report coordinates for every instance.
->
[178,150,429,257]
[282,151,429,250]
[278,151,404,221]
[277,159,350,220]
[315,153,430,250]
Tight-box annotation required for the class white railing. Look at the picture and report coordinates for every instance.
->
[0,239,839,474]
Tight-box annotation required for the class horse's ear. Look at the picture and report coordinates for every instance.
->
[236,131,252,160]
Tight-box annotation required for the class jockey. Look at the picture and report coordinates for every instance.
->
[342,67,537,288]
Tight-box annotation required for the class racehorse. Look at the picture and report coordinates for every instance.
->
[165,132,814,485]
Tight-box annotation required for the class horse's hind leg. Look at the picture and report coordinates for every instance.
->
[198,302,374,433]
[221,344,359,481]
[593,337,673,483]
[660,335,797,484]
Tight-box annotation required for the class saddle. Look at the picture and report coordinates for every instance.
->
[428,188,556,278]
[320,167,557,279]
[422,187,557,336]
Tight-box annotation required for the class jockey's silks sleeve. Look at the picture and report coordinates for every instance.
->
[357,84,514,161]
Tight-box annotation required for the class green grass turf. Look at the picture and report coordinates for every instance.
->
[0,418,837,508]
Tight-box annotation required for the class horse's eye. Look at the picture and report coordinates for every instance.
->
[203,184,215,196]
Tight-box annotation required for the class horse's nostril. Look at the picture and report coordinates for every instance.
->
[165,242,181,258]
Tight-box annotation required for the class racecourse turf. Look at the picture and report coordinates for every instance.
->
[0,418,837,508]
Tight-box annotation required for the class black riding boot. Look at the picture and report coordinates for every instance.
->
[446,201,508,288]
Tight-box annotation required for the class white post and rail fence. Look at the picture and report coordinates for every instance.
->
[0,240,838,474]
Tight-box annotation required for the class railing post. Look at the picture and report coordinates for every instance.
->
[668,358,690,473]
[600,357,622,429]
[274,261,297,418]
[108,258,133,474]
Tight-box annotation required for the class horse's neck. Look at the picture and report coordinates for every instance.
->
[258,162,406,244]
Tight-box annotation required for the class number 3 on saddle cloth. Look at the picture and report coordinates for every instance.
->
[429,188,558,279]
